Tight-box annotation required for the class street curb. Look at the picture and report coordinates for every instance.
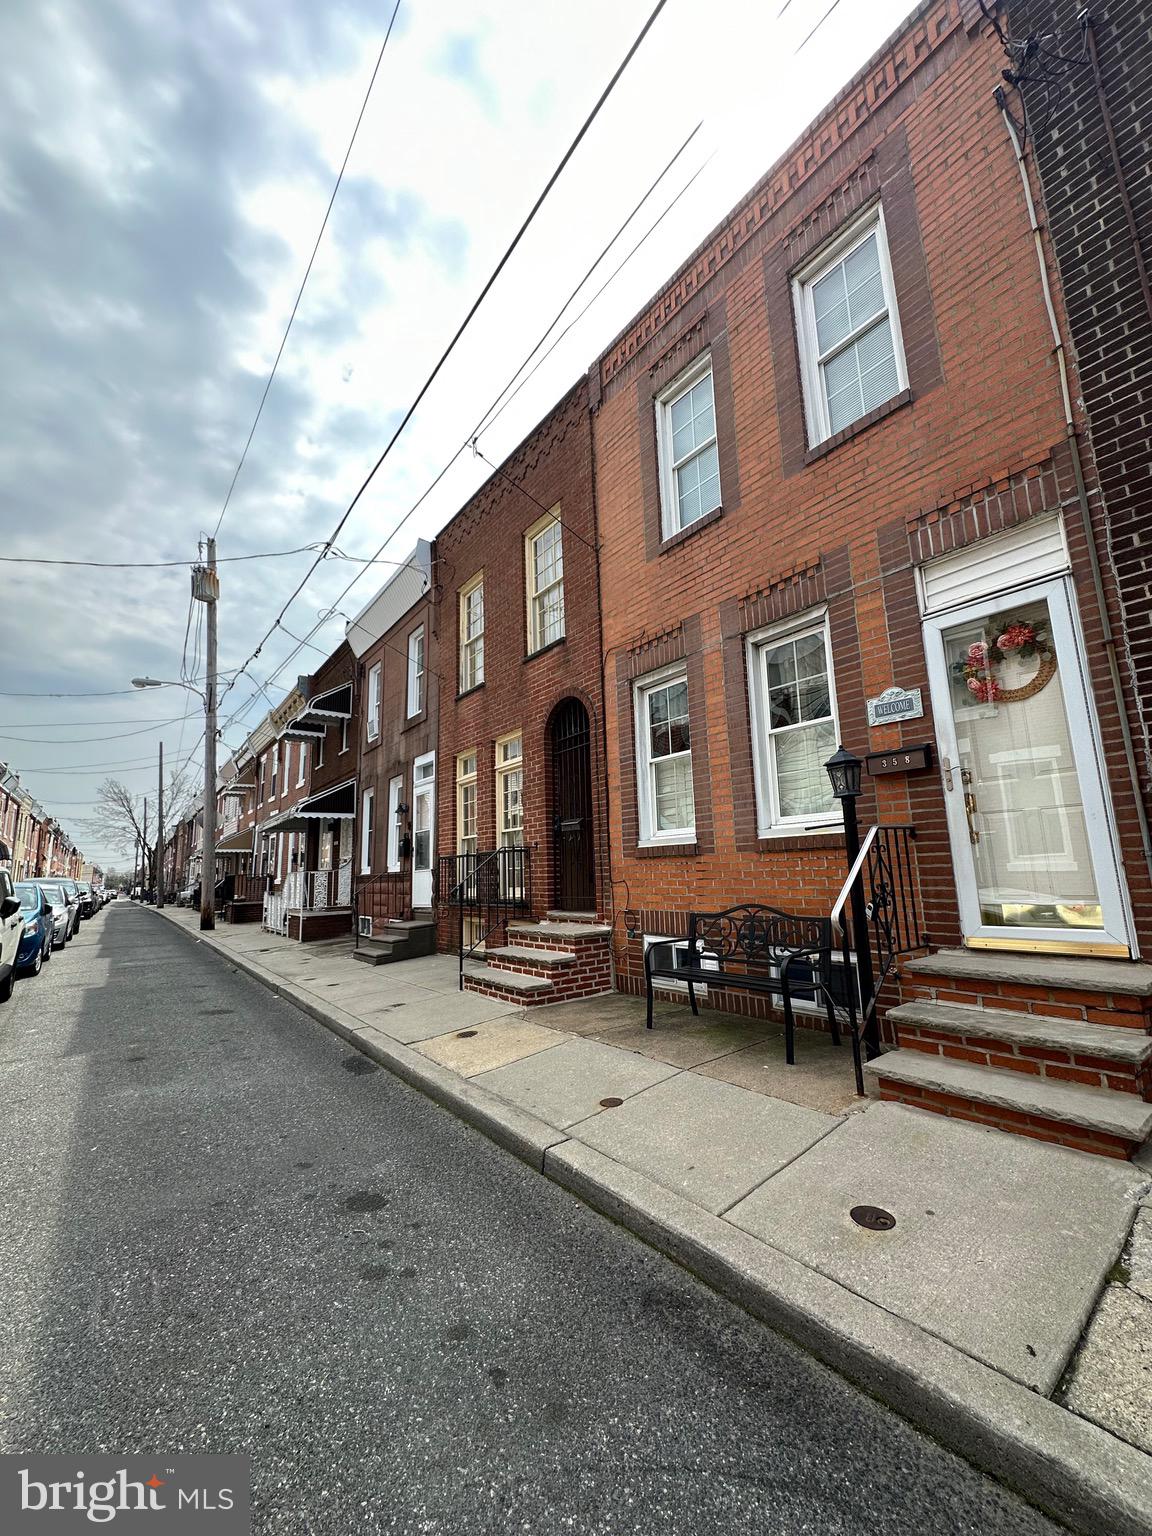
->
[155,909,1152,1536]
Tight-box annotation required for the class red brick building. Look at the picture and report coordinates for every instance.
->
[588,0,1152,1150]
[348,541,438,952]
[432,381,615,1003]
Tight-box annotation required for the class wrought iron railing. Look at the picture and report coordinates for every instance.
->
[830,824,925,1093]
[353,871,412,949]
[437,846,532,990]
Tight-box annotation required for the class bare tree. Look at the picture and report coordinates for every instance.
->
[84,780,153,881]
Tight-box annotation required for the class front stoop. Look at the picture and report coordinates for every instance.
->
[352,920,437,966]
[875,950,1152,1158]
[461,920,614,1006]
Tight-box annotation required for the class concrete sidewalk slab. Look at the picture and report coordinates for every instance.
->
[726,1102,1143,1391]
[473,1037,679,1128]
[694,1033,866,1115]
[1060,1285,1152,1454]
[414,1017,566,1077]
[568,1072,840,1213]
[576,1011,772,1069]
[368,990,521,1042]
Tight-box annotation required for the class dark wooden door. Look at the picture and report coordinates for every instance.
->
[550,698,595,912]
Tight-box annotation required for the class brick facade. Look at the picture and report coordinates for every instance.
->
[433,379,607,949]
[590,0,1151,1004]
[1003,0,1152,813]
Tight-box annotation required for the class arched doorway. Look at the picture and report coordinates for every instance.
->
[549,698,595,913]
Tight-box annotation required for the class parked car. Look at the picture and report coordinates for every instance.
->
[0,870,24,1003]
[75,880,95,918]
[176,882,198,907]
[61,878,84,922]
[13,884,54,976]
[34,881,75,947]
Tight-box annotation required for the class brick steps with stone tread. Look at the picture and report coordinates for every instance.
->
[890,1000,1152,1063]
[865,1049,1152,1142]
[904,948,1152,996]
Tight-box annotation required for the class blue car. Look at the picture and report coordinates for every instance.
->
[13,882,54,977]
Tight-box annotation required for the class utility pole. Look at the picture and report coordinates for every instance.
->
[156,740,165,909]
[194,539,219,931]
[142,797,148,902]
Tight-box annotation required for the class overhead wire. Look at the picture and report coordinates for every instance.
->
[217,0,673,712]
[212,0,404,540]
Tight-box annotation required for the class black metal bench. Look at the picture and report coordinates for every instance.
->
[644,904,840,1066]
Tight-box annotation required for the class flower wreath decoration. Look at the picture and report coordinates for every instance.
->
[952,616,1057,704]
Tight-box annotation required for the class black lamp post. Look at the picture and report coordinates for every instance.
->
[825,744,879,1058]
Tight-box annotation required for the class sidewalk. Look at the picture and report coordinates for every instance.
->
[156,906,1152,1536]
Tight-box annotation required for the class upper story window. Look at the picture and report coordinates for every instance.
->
[656,356,721,539]
[526,515,564,653]
[340,717,349,753]
[748,614,839,833]
[315,728,325,769]
[794,206,906,445]
[270,746,279,795]
[459,578,484,692]
[407,625,425,717]
[280,743,290,795]
[296,742,307,787]
[366,662,382,741]
[634,668,694,844]
[257,757,266,806]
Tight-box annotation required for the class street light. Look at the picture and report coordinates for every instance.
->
[824,743,879,1058]
[130,669,216,932]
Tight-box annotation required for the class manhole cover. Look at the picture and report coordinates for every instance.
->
[850,1205,896,1231]
[456,1030,478,1039]
[599,1097,624,1109]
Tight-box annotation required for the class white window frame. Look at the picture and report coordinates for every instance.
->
[459,577,484,693]
[793,204,907,448]
[407,626,425,717]
[634,663,695,846]
[270,747,279,798]
[456,750,478,857]
[315,729,325,769]
[525,513,565,654]
[360,788,375,875]
[386,775,403,873]
[496,733,524,849]
[296,742,307,787]
[643,934,719,997]
[366,663,382,741]
[746,609,841,837]
[340,716,349,754]
[655,353,721,540]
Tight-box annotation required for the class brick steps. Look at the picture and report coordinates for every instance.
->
[864,1049,1152,1160]
[889,1000,1152,1096]
[889,949,1152,1157]
[461,919,613,1007]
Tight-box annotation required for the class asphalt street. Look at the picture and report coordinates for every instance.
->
[0,901,1059,1534]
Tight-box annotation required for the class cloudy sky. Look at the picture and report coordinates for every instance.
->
[0,0,914,869]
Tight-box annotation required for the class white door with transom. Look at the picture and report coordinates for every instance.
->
[412,753,435,909]
[923,562,1131,955]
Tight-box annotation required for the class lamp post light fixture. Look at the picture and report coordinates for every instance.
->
[824,743,879,1059]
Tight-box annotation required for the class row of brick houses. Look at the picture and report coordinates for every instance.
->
[0,762,89,882]
[165,0,1152,1153]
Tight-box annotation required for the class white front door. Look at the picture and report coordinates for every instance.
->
[923,577,1131,953]
[412,753,435,909]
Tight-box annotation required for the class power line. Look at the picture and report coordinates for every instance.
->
[0,688,142,698]
[0,544,331,569]
[218,0,672,711]
[0,718,186,745]
[212,0,403,540]
[10,752,202,773]
[796,0,842,52]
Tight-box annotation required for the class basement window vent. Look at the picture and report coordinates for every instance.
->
[358,916,373,938]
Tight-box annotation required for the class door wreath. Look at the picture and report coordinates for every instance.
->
[952,616,1057,704]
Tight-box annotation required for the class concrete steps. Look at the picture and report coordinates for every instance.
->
[461,919,613,1007]
[864,1048,1152,1159]
[352,920,437,966]
[888,949,1152,1158]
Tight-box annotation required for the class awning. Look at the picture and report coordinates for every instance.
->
[258,778,357,835]
[283,681,353,742]
[216,826,255,855]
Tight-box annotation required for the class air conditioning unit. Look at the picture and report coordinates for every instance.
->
[358,916,373,938]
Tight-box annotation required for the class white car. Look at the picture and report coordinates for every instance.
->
[0,870,25,1003]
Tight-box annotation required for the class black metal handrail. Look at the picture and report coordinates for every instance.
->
[438,846,531,990]
[831,824,925,1091]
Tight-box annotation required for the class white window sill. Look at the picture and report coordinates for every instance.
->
[756,821,841,840]
[637,833,696,849]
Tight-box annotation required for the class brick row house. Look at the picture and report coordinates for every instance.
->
[189,0,1152,1155]
[0,764,86,881]
[345,540,438,961]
